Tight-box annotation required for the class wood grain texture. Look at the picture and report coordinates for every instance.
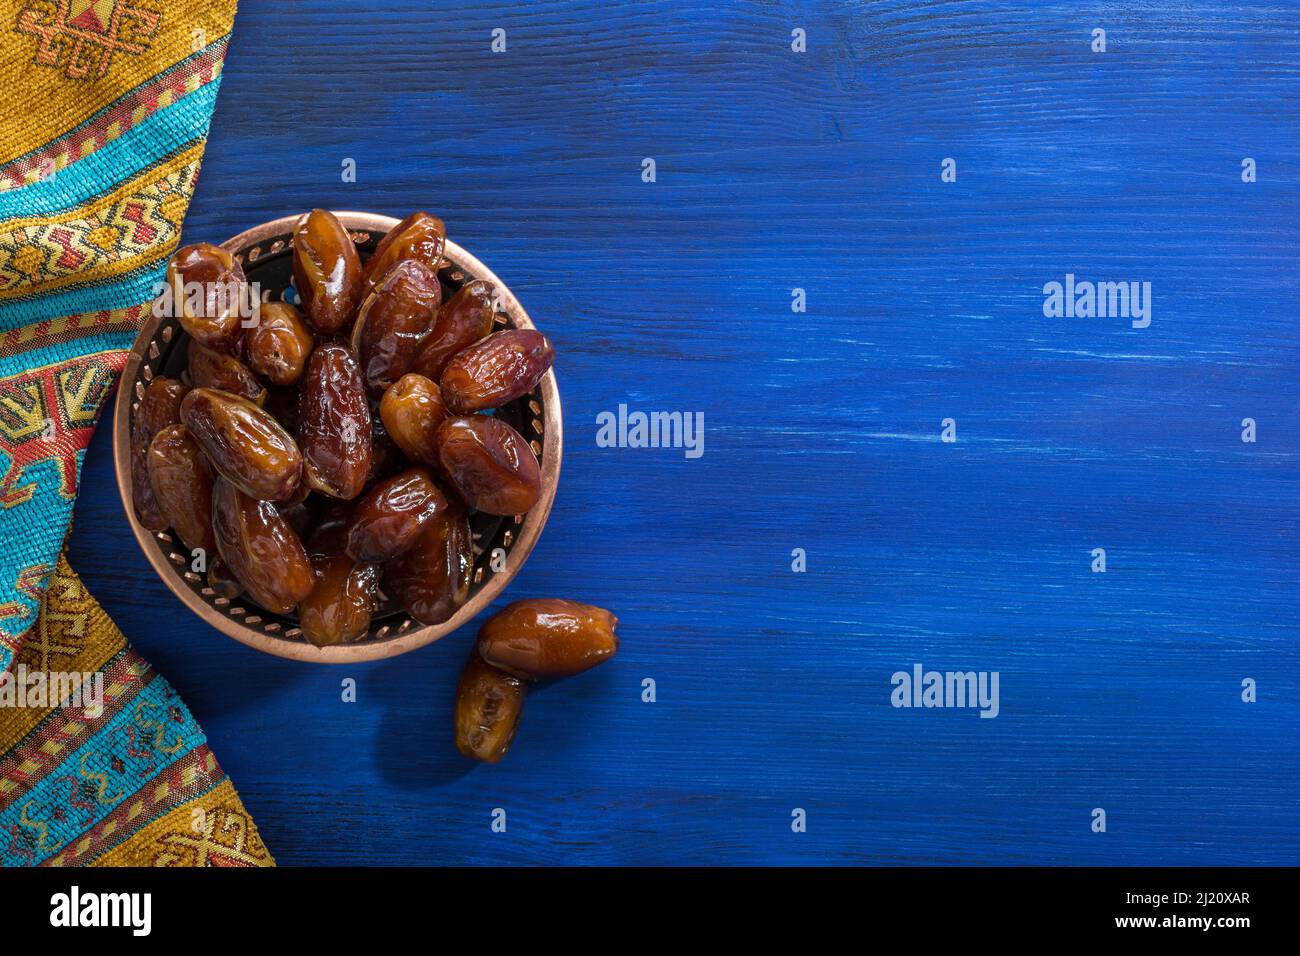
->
[67,0,1300,865]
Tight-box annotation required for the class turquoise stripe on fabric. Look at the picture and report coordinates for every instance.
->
[0,35,230,173]
[0,79,221,220]
[0,450,89,675]
[0,78,224,331]
[0,264,164,332]
[0,676,207,865]
[0,328,137,379]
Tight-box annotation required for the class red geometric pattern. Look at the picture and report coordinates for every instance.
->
[14,0,163,81]
[0,563,51,653]
[0,349,124,508]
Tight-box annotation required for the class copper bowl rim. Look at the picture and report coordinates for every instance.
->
[112,210,563,663]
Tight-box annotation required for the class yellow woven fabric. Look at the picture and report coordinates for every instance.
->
[88,780,272,867]
[1,0,233,167]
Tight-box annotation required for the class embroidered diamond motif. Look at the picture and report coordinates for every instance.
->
[14,0,162,80]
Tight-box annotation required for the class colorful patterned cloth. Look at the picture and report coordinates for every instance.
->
[0,0,272,865]
[1,550,273,866]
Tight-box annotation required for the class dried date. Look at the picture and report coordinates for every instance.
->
[378,373,447,466]
[440,329,553,414]
[298,525,378,647]
[477,599,618,680]
[454,653,525,764]
[360,211,446,298]
[297,345,372,500]
[130,376,187,530]
[166,243,248,352]
[343,466,445,562]
[187,338,265,405]
[210,478,314,614]
[436,415,541,516]
[409,280,495,381]
[351,259,440,397]
[146,424,216,555]
[180,387,302,501]
[245,301,314,386]
[292,208,361,333]
[384,502,472,625]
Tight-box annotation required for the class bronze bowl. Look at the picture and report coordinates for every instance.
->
[112,211,562,663]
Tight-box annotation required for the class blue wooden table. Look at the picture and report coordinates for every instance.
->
[69,0,1300,865]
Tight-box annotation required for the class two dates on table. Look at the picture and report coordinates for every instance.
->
[456,599,619,763]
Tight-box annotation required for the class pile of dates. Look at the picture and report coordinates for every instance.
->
[133,210,616,760]
[132,208,554,642]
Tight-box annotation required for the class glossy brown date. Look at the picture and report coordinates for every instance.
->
[383,503,472,625]
[344,466,445,561]
[436,415,540,516]
[360,211,446,298]
[379,373,447,466]
[454,653,525,764]
[351,259,440,397]
[146,424,216,555]
[477,599,618,680]
[187,338,266,405]
[292,208,361,334]
[297,533,378,647]
[244,301,314,386]
[166,243,248,352]
[440,329,554,414]
[136,376,189,443]
[409,280,495,381]
[210,478,314,614]
[180,387,302,501]
[297,345,372,499]
[130,376,188,530]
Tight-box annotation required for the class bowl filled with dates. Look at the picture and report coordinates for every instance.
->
[113,210,565,664]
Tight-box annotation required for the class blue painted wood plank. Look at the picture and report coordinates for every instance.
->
[67,0,1300,864]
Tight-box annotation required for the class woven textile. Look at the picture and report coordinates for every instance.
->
[1,550,273,866]
[0,0,272,865]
